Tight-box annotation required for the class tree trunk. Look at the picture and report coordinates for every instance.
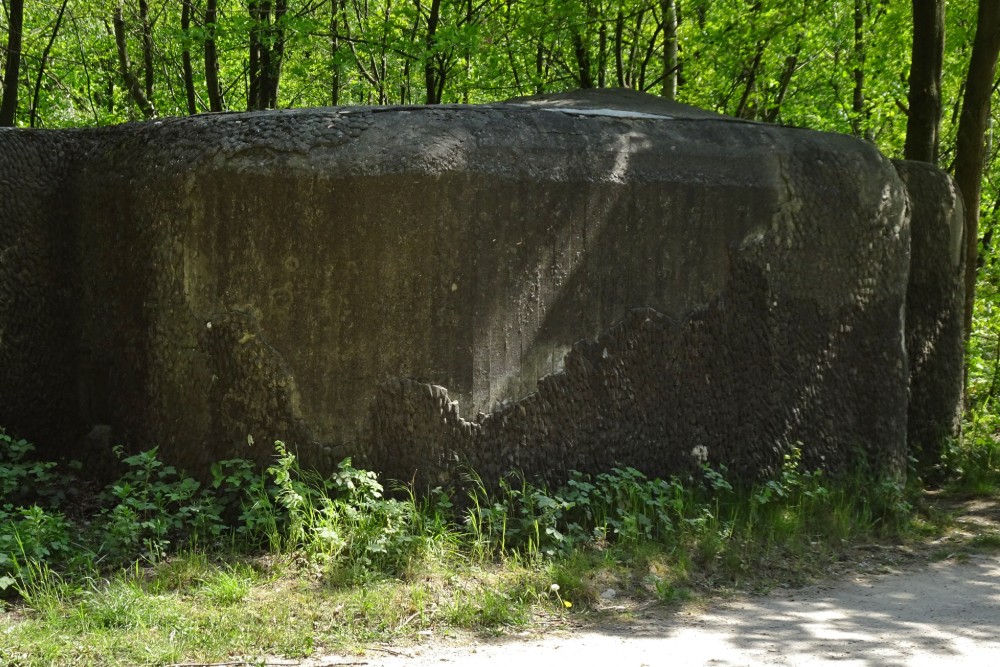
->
[205,0,223,111]
[661,0,677,100]
[343,0,386,102]
[265,0,288,107]
[331,0,343,105]
[763,42,800,123]
[614,11,625,87]
[0,0,25,126]
[637,15,661,91]
[735,41,765,119]
[851,0,866,138]
[462,0,473,103]
[956,0,1000,344]
[403,1,421,104]
[502,31,522,94]
[904,0,945,164]
[181,0,198,115]
[597,21,608,88]
[139,0,155,104]
[29,0,70,127]
[535,41,545,94]
[248,1,266,110]
[424,0,443,104]
[113,4,156,119]
[629,10,647,89]
[573,31,594,88]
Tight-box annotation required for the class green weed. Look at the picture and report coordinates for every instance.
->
[969,532,1000,551]
[445,583,533,631]
[265,443,425,577]
[0,435,935,665]
[0,432,68,506]
[198,564,256,606]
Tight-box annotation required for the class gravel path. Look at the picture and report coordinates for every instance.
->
[302,553,1000,667]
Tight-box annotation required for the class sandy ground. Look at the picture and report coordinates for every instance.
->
[293,552,1000,667]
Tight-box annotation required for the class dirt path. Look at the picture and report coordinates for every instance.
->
[282,496,1000,667]
[311,552,999,666]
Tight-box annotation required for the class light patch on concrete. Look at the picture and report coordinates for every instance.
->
[540,107,675,120]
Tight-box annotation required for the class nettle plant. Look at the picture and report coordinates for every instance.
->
[0,428,919,611]
[0,432,67,506]
[463,463,734,559]
[264,442,423,576]
[0,433,81,593]
[99,446,230,562]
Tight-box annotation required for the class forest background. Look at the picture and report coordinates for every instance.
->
[1,0,999,427]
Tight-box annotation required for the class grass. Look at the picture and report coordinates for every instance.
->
[0,434,990,666]
[1,552,564,666]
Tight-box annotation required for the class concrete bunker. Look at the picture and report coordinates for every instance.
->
[0,89,964,486]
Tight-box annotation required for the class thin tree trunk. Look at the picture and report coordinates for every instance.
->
[615,11,625,87]
[735,42,765,119]
[29,0,70,127]
[661,0,677,100]
[181,0,197,115]
[68,9,101,124]
[462,0,473,103]
[113,4,156,118]
[573,31,593,88]
[904,0,945,163]
[248,0,265,110]
[257,2,273,108]
[851,0,866,137]
[331,0,342,105]
[343,0,383,98]
[503,31,523,94]
[956,0,1000,344]
[205,0,223,111]
[763,41,800,123]
[139,0,154,103]
[265,0,287,107]
[628,10,646,88]
[403,0,421,104]
[535,41,545,94]
[0,0,25,126]
[638,19,662,91]
[597,21,608,88]
[424,0,443,103]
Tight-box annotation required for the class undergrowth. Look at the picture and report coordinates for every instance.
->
[957,272,1000,494]
[0,431,941,666]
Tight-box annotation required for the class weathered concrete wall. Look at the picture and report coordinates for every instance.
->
[0,89,950,486]
[0,130,81,456]
[895,160,965,477]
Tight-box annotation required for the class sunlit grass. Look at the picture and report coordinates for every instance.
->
[0,438,961,667]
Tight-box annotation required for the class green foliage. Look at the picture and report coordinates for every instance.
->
[464,465,711,559]
[98,446,226,562]
[0,436,917,599]
[0,0,985,170]
[0,434,943,665]
[743,447,911,543]
[210,456,282,545]
[266,442,423,577]
[0,434,85,595]
[459,443,913,585]
[959,267,1000,492]
[444,583,533,631]
[196,564,257,606]
[0,506,79,595]
[0,432,67,506]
